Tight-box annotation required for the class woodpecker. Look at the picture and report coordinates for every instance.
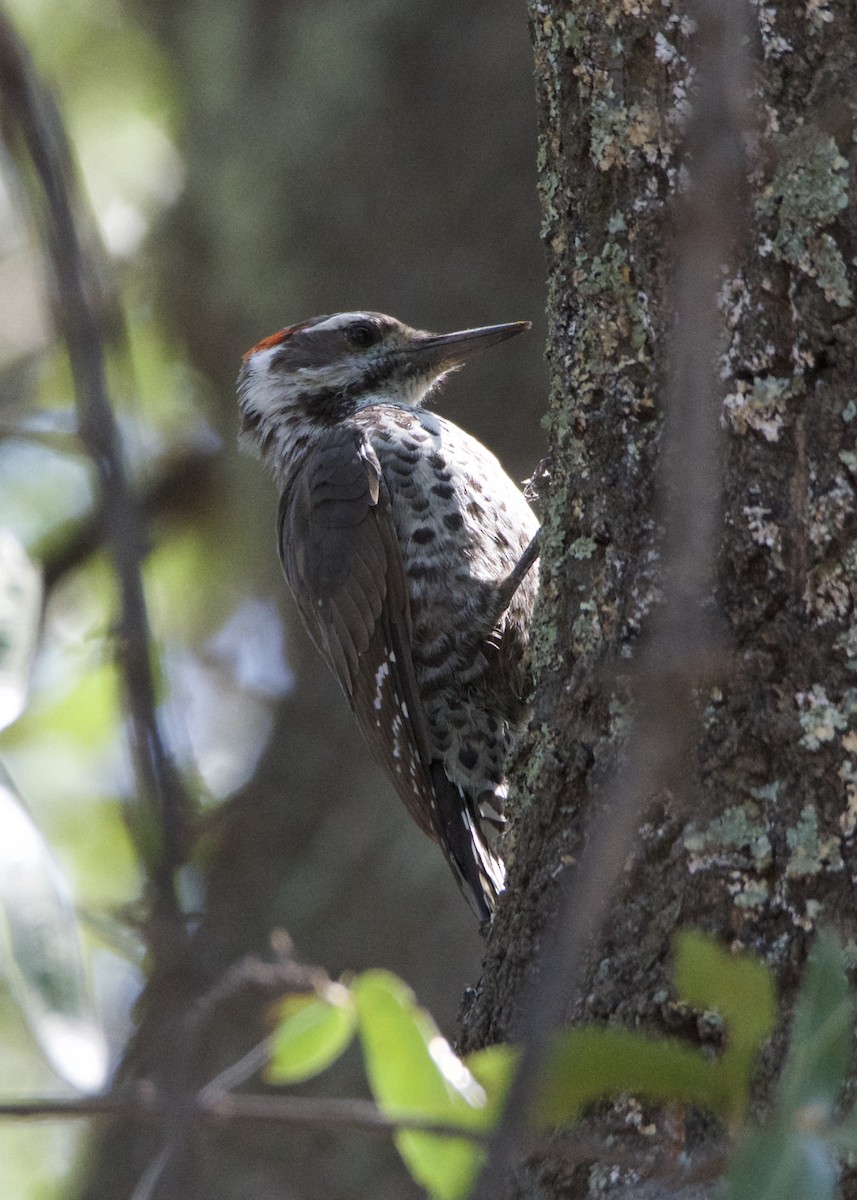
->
[237,312,539,921]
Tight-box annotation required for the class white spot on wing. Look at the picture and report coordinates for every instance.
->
[373,660,390,711]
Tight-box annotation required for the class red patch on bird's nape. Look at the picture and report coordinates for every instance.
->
[242,322,309,361]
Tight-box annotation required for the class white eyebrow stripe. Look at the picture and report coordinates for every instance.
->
[310,312,374,333]
[245,344,282,372]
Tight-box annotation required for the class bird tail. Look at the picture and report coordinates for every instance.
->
[430,763,506,923]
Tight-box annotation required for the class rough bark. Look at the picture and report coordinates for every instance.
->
[461,1,857,1195]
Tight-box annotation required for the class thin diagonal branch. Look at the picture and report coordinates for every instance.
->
[0,16,190,929]
[0,1087,726,1187]
[0,1090,482,1140]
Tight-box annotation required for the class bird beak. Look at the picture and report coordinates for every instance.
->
[411,321,531,369]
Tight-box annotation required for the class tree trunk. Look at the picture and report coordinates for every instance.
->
[461,1,857,1195]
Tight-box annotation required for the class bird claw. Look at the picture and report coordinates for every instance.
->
[523,454,552,507]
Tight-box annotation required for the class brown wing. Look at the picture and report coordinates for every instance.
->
[278,424,439,840]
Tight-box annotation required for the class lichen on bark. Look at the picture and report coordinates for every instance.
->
[462,2,857,1195]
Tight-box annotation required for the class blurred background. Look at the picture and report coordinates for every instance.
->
[0,0,546,1194]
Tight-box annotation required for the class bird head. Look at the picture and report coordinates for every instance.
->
[237,311,530,466]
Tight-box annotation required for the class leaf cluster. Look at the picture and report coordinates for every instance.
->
[263,931,857,1199]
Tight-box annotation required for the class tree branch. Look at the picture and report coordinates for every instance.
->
[0,15,190,932]
[0,1090,482,1141]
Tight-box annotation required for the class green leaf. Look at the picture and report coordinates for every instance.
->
[723,934,853,1199]
[529,937,777,1130]
[675,930,775,1117]
[675,931,776,1058]
[533,1026,730,1126]
[725,1125,839,1200]
[353,970,488,1200]
[777,931,854,1119]
[464,1041,518,1110]
[266,985,357,1085]
[353,970,491,1126]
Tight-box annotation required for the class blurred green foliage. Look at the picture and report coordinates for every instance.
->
[0,2,253,1193]
[268,985,357,1086]
[0,0,547,1195]
[261,932,857,1200]
[725,933,855,1200]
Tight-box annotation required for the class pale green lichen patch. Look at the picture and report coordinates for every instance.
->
[684,803,774,911]
[554,4,682,177]
[743,504,785,569]
[809,475,856,547]
[805,0,834,33]
[786,804,844,876]
[530,11,564,246]
[588,100,664,173]
[806,542,857,624]
[835,622,857,671]
[518,721,558,805]
[570,536,598,559]
[718,273,781,391]
[559,10,583,52]
[536,134,562,242]
[750,781,781,805]
[608,693,631,741]
[837,740,857,837]
[812,233,852,306]
[732,881,770,909]
[754,3,793,59]
[572,236,653,371]
[723,375,795,442]
[756,134,852,307]
[796,684,850,748]
[684,803,773,872]
[571,598,603,656]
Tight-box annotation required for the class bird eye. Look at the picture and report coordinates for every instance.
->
[345,321,380,349]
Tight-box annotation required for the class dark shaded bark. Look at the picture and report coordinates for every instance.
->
[461,1,857,1196]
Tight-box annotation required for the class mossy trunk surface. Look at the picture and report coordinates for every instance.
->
[461,2,857,1194]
